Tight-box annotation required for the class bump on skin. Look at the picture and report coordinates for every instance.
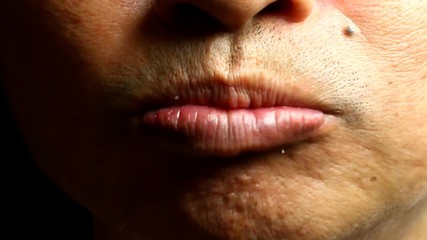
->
[344,25,355,38]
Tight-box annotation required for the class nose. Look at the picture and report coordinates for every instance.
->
[156,0,314,30]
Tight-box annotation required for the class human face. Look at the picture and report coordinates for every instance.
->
[1,0,427,239]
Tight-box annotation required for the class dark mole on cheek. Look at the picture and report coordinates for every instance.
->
[343,26,355,38]
[370,176,378,182]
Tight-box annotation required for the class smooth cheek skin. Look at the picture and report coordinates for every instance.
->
[1,0,427,240]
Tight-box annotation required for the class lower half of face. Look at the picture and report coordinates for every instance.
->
[1,0,427,239]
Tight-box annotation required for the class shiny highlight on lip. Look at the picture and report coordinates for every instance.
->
[143,105,328,156]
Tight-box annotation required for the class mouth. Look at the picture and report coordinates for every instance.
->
[130,74,336,157]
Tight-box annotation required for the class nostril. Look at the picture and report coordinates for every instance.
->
[156,0,313,33]
[174,3,207,19]
[172,3,223,30]
[259,1,290,15]
[259,0,313,22]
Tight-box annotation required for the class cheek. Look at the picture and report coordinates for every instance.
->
[325,1,427,196]
[333,0,427,56]
[332,0,427,115]
[14,0,146,72]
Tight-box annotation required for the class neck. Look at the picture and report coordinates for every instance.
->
[356,196,427,240]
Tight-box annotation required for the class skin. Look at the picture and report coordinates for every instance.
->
[1,0,427,239]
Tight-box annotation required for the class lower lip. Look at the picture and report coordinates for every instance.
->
[142,105,329,156]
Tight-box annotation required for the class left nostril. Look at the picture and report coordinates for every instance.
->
[173,3,208,20]
[170,3,225,31]
[259,0,313,22]
[284,0,314,22]
[259,1,290,15]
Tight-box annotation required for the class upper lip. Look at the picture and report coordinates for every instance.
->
[126,71,335,115]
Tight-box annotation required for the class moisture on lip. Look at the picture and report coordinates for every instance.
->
[143,105,326,157]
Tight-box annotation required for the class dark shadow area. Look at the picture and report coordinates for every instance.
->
[1,76,93,239]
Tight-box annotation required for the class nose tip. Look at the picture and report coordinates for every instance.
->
[284,0,314,22]
[156,0,314,30]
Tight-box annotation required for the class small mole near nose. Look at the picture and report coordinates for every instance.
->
[343,25,355,37]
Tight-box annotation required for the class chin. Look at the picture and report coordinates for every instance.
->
[98,123,427,240]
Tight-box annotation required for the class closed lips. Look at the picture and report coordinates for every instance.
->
[136,77,335,157]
